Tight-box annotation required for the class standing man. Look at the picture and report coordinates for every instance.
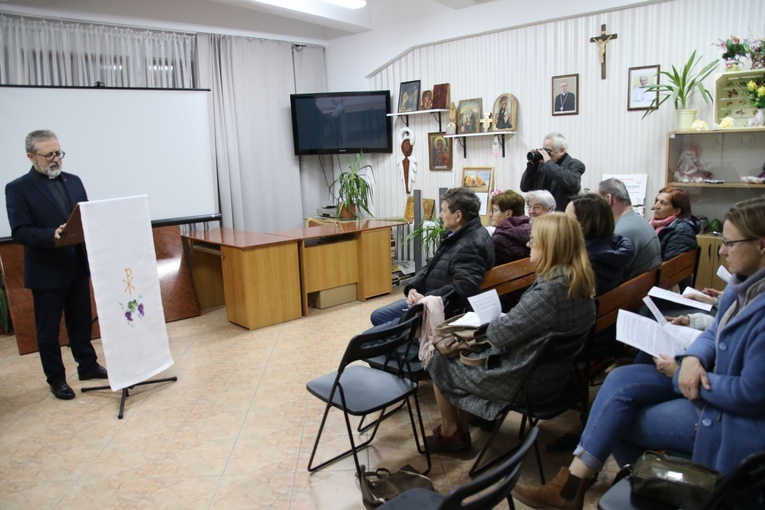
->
[520,132,585,211]
[6,130,107,400]
[369,187,494,329]
[597,177,662,280]
[554,81,576,112]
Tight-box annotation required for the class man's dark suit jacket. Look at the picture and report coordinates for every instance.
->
[6,168,90,289]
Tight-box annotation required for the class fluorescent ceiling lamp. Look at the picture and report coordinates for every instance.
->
[326,0,366,7]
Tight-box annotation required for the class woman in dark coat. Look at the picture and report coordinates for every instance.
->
[489,190,531,265]
[650,186,699,261]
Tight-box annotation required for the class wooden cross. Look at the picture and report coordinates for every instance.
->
[590,23,617,79]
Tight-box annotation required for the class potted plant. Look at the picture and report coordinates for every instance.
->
[642,50,719,130]
[406,218,446,259]
[332,151,374,219]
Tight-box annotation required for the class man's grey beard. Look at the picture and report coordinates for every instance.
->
[43,166,61,179]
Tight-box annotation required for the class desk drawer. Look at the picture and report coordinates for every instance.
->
[303,239,359,292]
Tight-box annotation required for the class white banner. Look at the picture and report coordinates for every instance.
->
[79,196,173,390]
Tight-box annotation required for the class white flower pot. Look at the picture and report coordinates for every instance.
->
[675,109,697,131]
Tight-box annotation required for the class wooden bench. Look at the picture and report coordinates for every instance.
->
[657,247,701,290]
[480,257,536,295]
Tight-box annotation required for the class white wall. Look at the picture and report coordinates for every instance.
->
[333,0,765,226]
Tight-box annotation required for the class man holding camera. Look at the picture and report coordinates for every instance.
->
[520,132,585,211]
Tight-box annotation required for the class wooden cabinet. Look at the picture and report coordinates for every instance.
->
[665,129,765,223]
[695,234,728,291]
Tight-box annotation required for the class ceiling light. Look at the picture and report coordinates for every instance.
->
[325,0,366,8]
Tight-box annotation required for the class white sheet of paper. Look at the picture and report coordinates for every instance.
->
[451,289,501,327]
[616,309,688,358]
[648,286,713,311]
[642,296,668,325]
[717,265,731,283]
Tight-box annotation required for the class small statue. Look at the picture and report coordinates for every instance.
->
[675,143,712,183]
[479,112,492,133]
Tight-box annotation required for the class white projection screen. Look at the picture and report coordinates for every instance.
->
[0,86,219,240]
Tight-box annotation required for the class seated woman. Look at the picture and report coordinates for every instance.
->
[525,190,556,220]
[565,193,634,295]
[489,190,531,265]
[514,196,765,510]
[650,186,700,261]
[425,213,596,452]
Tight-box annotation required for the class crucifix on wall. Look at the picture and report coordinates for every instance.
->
[590,23,617,79]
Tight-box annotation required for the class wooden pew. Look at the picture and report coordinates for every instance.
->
[480,257,536,295]
[657,247,701,290]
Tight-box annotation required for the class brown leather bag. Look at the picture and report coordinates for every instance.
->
[432,313,492,366]
[359,464,435,509]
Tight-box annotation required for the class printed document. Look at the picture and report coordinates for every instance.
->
[647,286,713,312]
[450,289,501,327]
[616,308,701,358]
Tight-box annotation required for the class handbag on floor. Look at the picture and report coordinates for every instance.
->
[630,450,721,509]
[359,464,435,509]
[432,313,491,366]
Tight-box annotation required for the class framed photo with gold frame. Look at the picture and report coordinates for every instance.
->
[398,80,421,113]
[461,166,494,222]
[428,132,452,171]
[628,65,660,111]
[492,93,517,131]
[457,98,481,134]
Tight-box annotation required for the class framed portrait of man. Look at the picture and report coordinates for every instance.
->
[628,65,660,111]
[428,132,452,171]
[457,98,482,134]
[398,80,421,113]
[492,93,517,132]
[552,74,578,116]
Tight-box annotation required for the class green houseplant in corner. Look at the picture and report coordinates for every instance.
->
[642,50,719,130]
[406,218,446,260]
[333,151,374,219]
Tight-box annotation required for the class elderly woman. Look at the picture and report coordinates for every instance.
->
[426,213,596,452]
[565,193,634,295]
[489,190,531,265]
[650,186,700,261]
[525,190,556,220]
[515,197,765,510]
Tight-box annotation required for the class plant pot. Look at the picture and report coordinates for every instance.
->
[338,203,357,219]
[724,59,743,72]
[675,109,697,131]
[748,108,765,128]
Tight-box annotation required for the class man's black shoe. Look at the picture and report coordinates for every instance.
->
[50,381,76,400]
[78,365,108,381]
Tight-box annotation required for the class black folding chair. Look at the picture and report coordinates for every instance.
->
[306,316,431,476]
[378,426,539,510]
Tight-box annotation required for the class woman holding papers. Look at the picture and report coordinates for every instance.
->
[425,213,596,453]
[514,197,765,510]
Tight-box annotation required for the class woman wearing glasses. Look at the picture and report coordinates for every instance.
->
[515,197,765,510]
[425,213,596,452]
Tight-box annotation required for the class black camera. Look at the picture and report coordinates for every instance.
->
[527,148,551,162]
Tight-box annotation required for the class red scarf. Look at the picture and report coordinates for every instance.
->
[650,214,677,234]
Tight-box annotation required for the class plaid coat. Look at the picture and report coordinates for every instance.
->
[428,270,595,420]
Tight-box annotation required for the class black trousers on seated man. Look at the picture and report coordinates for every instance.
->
[32,275,99,385]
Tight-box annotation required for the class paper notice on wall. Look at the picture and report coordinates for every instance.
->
[79,195,173,391]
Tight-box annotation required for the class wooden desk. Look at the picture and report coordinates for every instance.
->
[275,220,404,316]
[182,228,302,330]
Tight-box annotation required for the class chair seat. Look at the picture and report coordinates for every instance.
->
[512,383,588,421]
[378,487,445,509]
[307,365,418,415]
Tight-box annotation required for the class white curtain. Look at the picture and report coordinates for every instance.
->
[0,14,195,87]
[197,34,324,232]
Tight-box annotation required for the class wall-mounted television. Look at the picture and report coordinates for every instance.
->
[290,90,393,155]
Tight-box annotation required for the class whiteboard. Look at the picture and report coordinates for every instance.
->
[0,86,219,240]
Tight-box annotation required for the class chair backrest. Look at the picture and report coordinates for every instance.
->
[658,247,700,290]
[480,257,536,297]
[439,426,539,510]
[343,316,421,370]
[699,450,765,510]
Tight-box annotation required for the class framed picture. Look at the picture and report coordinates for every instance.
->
[552,74,578,115]
[398,80,421,113]
[432,83,450,109]
[461,166,494,221]
[492,93,518,132]
[421,90,433,110]
[457,98,482,134]
[428,132,453,171]
[628,65,660,111]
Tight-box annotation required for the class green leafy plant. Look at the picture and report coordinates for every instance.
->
[405,219,446,257]
[716,36,747,60]
[642,51,719,118]
[332,152,374,219]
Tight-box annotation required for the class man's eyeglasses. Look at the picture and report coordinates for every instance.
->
[721,238,756,248]
[35,151,65,162]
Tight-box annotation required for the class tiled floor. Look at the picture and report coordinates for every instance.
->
[0,293,617,509]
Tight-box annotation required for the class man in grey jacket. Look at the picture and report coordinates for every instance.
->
[369,187,494,329]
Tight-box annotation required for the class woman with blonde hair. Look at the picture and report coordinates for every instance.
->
[515,198,765,510]
[425,213,596,452]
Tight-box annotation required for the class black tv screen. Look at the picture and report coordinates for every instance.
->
[290,90,393,155]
